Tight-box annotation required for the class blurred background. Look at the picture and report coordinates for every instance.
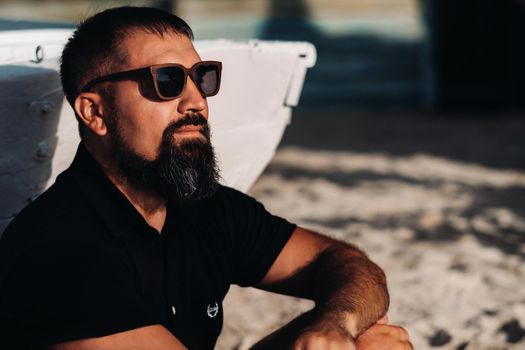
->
[2,0,525,113]
[1,1,524,349]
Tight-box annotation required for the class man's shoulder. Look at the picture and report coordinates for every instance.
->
[1,171,96,251]
[0,172,125,285]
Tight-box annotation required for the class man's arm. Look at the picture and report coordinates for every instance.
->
[253,226,404,348]
[0,237,185,350]
[50,325,187,350]
[258,227,388,337]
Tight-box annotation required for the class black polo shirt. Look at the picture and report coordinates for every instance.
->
[0,143,295,349]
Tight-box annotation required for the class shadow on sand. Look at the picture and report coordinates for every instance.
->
[265,111,525,257]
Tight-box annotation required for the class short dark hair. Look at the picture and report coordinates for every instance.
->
[60,6,194,108]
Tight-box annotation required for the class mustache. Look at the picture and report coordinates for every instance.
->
[170,113,208,131]
[163,113,210,142]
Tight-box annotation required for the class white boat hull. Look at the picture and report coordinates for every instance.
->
[0,29,316,233]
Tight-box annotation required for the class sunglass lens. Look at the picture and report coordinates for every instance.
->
[195,63,220,96]
[155,66,185,98]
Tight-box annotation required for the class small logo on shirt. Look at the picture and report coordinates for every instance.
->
[207,302,219,318]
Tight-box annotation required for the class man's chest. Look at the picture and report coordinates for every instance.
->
[116,224,231,349]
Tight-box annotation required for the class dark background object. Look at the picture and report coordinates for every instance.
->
[260,0,424,111]
[426,0,525,112]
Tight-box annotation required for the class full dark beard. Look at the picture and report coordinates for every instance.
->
[111,113,220,202]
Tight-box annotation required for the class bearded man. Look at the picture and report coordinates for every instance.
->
[0,7,412,350]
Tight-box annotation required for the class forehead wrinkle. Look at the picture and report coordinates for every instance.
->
[122,32,198,69]
[113,43,131,71]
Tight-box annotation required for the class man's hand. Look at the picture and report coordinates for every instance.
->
[292,317,356,350]
[291,315,413,350]
[355,316,413,350]
[251,311,412,350]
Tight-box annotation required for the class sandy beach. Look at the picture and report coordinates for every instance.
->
[216,111,525,350]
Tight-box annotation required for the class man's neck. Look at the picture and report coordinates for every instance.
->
[85,142,167,233]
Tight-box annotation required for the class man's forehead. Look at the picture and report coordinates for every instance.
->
[120,30,200,68]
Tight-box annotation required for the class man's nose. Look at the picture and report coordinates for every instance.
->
[177,76,207,115]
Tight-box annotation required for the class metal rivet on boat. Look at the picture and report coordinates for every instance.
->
[33,45,44,63]
[26,195,39,203]
[40,102,54,114]
[35,141,50,160]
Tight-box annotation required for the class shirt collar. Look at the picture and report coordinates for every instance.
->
[63,142,148,237]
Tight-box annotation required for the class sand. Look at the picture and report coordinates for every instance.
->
[216,112,525,350]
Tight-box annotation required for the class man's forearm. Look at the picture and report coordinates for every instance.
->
[312,243,389,338]
[252,228,399,349]
[251,243,389,349]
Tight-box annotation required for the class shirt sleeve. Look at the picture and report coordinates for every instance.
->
[219,187,296,287]
[0,238,156,346]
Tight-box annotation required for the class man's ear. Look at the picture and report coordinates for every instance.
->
[74,92,108,136]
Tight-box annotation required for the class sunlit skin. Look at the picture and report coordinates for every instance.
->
[104,31,208,160]
[74,31,208,232]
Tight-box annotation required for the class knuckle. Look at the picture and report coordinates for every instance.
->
[303,336,322,347]
[398,326,410,339]
[386,325,410,340]
[292,340,303,350]
[403,340,414,350]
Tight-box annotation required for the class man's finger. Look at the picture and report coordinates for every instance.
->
[355,331,414,350]
[376,315,388,325]
[371,324,410,342]
[386,325,410,342]
[402,340,414,350]
[395,326,410,342]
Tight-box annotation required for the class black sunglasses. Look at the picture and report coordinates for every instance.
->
[81,60,222,100]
